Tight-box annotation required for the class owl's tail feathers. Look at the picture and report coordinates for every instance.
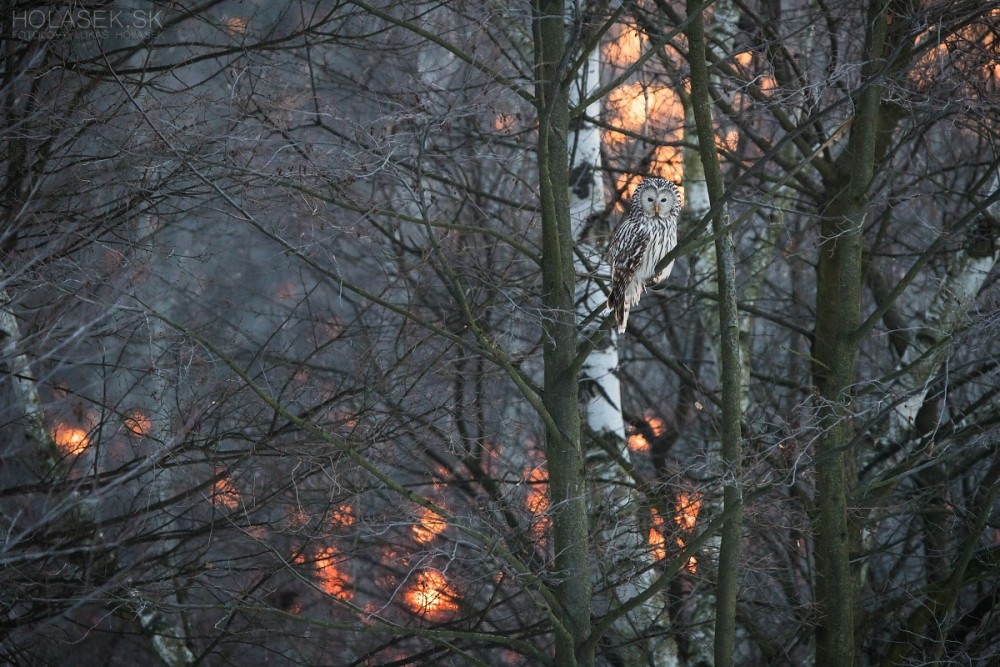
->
[607,287,631,334]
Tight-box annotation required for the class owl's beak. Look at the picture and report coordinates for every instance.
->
[653,204,660,216]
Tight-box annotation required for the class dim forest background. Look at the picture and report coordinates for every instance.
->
[2,1,998,666]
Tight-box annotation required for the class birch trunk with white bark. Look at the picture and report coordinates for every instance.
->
[888,180,1000,440]
[570,33,680,665]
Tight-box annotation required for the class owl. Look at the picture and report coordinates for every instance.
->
[606,178,681,334]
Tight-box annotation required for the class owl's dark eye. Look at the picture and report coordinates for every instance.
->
[660,197,667,202]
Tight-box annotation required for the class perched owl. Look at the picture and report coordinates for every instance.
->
[606,178,681,334]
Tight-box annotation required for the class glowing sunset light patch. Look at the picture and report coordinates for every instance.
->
[412,506,447,544]
[675,492,701,532]
[524,466,550,540]
[911,14,1000,84]
[652,145,684,186]
[335,411,359,431]
[649,494,702,570]
[675,492,702,573]
[330,504,354,528]
[628,431,650,453]
[225,16,247,35]
[314,546,352,600]
[605,26,645,67]
[628,415,666,453]
[758,75,778,94]
[913,30,948,69]
[211,473,241,510]
[52,424,89,456]
[733,50,753,68]
[716,129,740,154]
[604,85,645,143]
[677,544,698,573]
[649,507,668,560]
[494,111,516,133]
[123,411,151,437]
[986,14,999,52]
[404,569,459,619]
[605,83,680,146]
[606,74,685,210]
[525,467,548,512]
[615,172,643,207]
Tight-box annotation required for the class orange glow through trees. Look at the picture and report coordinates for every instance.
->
[330,504,355,529]
[603,20,686,193]
[123,410,151,437]
[628,415,666,453]
[604,25,645,68]
[404,569,458,619]
[675,492,702,573]
[524,465,550,541]
[211,472,241,510]
[52,424,89,455]
[412,506,447,544]
[649,492,702,572]
[314,546,352,600]
[649,507,668,561]
[294,545,353,601]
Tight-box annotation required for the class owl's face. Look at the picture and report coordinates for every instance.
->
[635,179,679,218]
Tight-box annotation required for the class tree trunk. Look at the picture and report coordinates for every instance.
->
[811,3,890,664]
[685,2,745,665]
[534,2,592,664]
[888,178,1000,440]
[569,16,679,664]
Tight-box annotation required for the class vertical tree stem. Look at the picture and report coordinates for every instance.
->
[685,2,745,665]
[534,1,592,664]
[812,2,888,664]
